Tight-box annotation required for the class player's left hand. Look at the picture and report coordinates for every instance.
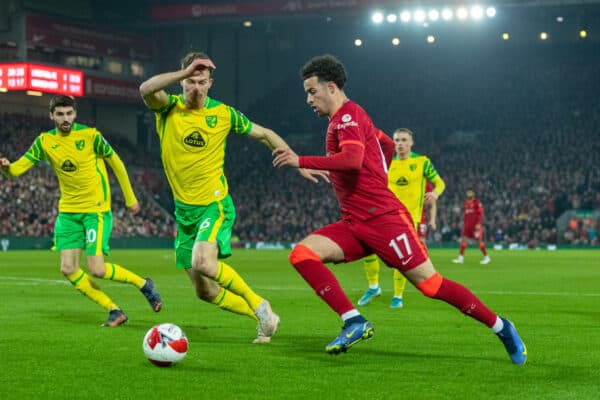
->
[128,202,141,215]
[272,147,300,168]
[299,168,329,183]
[428,220,437,231]
[425,191,439,204]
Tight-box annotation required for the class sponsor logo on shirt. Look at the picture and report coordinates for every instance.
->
[336,121,358,130]
[61,159,77,172]
[183,129,207,151]
[341,114,352,122]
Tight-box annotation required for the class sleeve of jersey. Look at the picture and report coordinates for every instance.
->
[154,94,178,114]
[298,142,364,172]
[1,136,43,178]
[228,106,253,135]
[104,152,138,208]
[377,130,395,167]
[93,132,115,158]
[424,158,446,195]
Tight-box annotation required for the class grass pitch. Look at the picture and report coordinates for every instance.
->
[1,248,599,399]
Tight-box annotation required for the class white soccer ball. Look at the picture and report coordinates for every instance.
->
[142,323,188,367]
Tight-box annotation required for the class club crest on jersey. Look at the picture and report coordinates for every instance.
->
[75,140,85,151]
[205,115,218,128]
[183,129,207,151]
[409,164,417,171]
[396,176,409,186]
[61,159,77,172]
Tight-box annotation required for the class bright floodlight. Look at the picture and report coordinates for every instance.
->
[414,10,426,23]
[372,12,384,24]
[486,7,497,18]
[502,32,510,40]
[471,6,484,20]
[387,13,397,23]
[400,11,411,22]
[243,20,252,27]
[540,32,548,40]
[392,37,400,46]
[580,30,587,38]
[456,7,469,20]
[441,8,453,20]
[427,35,435,43]
[428,9,440,21]
[354,38,363,46]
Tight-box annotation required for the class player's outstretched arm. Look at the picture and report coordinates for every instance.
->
[104,152,139,213]
[0,156,36,178]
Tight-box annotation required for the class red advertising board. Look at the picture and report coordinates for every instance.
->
[0,63,84,96]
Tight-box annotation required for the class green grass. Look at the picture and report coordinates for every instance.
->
[1,248,599,399]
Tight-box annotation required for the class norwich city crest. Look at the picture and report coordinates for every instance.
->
[205,115,218,128]
[409,164,417,171]
[75,140,85,151]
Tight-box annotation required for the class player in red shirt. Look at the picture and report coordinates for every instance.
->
[452,189,491,265]
[272,55,526,364]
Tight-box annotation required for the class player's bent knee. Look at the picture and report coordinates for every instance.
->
[289,244,321,266]
[416,272,443,297]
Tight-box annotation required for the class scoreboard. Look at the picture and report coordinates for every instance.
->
[0,63,83,96]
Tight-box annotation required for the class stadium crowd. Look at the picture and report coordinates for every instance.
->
[2,44,599,246]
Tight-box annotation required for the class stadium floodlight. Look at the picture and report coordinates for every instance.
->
[414,9,426,23]
[354,38,363,46]
[579,30,587,38]
[428,9,440,22]
[427,35,435,43]
[540,32,548,40]
[486,7,497,18]
[387,13,397,23]
[502,32,510,40]
[441,8,453,21]
[470,6,484,20]
[556,16,564,23]
[456,7,469,20]
[372,12,384,24]
[392,37,400,46]
[243,20,252,27]
[400,10,411,22]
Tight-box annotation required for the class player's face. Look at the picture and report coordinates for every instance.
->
[50,106,76,134]
[393,132,413,157]
[466,190,475,199]
[181,68,213,109]
[303,76,333,117]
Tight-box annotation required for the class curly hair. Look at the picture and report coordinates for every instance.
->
[49,95,76,113]
[300,54,347,89]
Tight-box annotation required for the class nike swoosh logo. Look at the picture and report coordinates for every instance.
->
[401,256,413,266]
[345,327,359,338]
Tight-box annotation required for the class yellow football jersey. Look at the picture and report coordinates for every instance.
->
[388,152,445,224]
[154,94,252,205]
[4,123,134,213]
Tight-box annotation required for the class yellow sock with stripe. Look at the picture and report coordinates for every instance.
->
[363,256,381,287]
[211,287,258,321]
[67,268,118,311]
[214,262,263,310]
[103,262,145,289]
[393,269,407,298]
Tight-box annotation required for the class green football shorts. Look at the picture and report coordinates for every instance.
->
[53,211,113,256]
[174,195,236,269]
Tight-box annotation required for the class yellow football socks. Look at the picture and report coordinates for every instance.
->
[363,256,380,287]
[211,287,258,321]
[67,268,118,311]
[393,269,407,298]
[214,262,263,310]
[103,262,145,289]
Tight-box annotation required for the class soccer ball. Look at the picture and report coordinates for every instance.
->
[142,323,188,367]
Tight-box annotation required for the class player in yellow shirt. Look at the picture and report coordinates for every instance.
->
[139,51,324,343]
[357,128,445,308]
[0,95,162,327]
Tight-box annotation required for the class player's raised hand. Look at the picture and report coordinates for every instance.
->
[299,168,330,183]
[272,147,299,168]
[185,58,216,77]
[425,191,439,204]
[128,202,141,215]
[0,158,10,168]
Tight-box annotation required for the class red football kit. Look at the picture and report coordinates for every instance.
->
[298,100,428,271]
[462,198,484,240]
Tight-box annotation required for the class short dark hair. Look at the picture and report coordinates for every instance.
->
[180,51,215,75]
[49,95,76,113]
[301,54,347,89]
[394,128,414,137]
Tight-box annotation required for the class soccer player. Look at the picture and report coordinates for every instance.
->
[273,54,526,364]
[358,129,445,309]
[139,51,324,343]
[452,189,491,265]
[0,95,162,327]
